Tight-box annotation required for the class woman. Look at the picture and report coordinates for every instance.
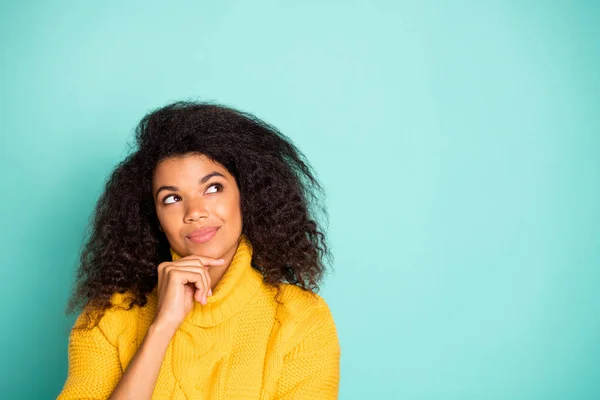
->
[57,102,340,399]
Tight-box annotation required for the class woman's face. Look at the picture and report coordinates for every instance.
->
[152,153,242,262]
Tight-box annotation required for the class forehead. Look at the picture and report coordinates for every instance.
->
[152,154,230,185]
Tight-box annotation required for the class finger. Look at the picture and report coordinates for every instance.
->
[192,271,210,305]
[165,260,223,270]
[165,266,210,276]
[185,267,210,304]
[197,267,210,303]
[174,256,226,267]
[167,268,209,304]
[206,270,212,296]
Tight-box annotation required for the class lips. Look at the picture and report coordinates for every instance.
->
[186,227,220,244]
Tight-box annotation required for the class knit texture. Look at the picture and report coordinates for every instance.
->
[57,235,340,399]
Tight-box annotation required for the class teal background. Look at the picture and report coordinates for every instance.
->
[1,1,599,399]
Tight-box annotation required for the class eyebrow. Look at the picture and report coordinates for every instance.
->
[155,171,226,200]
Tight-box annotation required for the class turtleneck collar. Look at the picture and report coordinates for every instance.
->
[168,234,264,327]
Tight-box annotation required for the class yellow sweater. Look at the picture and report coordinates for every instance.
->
[57,236,340,399]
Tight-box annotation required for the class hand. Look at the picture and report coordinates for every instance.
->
[153,255,225,332]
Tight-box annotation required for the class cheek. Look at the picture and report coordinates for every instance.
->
[160,219,185,249]
[218,194,242,224]
[156,208,180,235]
[156,208,168,228]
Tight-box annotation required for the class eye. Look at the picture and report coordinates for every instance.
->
[162,194,180,204]
[206,183,223,194]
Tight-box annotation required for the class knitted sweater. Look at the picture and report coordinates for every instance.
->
[57,236,340,399]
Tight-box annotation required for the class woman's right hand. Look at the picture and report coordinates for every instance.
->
[153,255,226,332]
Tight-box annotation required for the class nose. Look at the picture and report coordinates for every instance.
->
[184,197,209,222]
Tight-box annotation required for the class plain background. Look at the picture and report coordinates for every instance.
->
[1,1,599,399]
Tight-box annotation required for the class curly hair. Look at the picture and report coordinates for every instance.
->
[66,101,331,325]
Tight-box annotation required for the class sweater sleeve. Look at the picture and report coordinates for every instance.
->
[56,311,123,400]
[275,299,341,400]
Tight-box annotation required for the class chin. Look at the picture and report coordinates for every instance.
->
[188,240,228,257]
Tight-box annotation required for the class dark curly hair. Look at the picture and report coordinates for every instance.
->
[66,101,331,326]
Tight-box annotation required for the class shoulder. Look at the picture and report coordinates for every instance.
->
[274,284,338,351]
[72,290,149,346]
[275,284,333,319]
